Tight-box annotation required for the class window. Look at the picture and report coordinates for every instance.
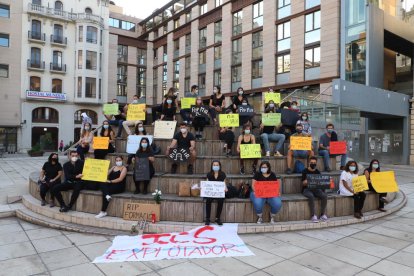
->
[214,46,222,60]
[232,39,242,65]
[185,56,190,77]
[85,77,96,98]
[86,26,97,43]
[252,60,263,83]
[174,19,180,29]
[137,68,146,97]
[99,53,102,72]
[53,24,63,43]
[305,11,321,44]
[163,45,167,62]
[32,108,59,124]
[185,12,191,23]
[253,1,263,28]
[0,64,8,78]
[153,47,158,60]
[231,65,242,89]
[52,79,62,93]
[233,11,243,36]
[117,45,128,62]
[109,17,119,28]
[184,77,190,93]
[77,77,82,97]
[199,51,206,65]
[277,54,290,73]
[214,70,221,86]
[306,0,320,9]
[277,21,290,52]
[347,0,366,26]
[121,20,135,31]
[215,0,223,7]
[214,21,222,43]
[32,0,42,5]
[305,46,320,68]
[54,1,63,10]
[252,31,263,59]
[78,50,83,69]
[199,28,207,48]
[153,68,158,99]
[162,64,167,95]
[0,33,9,47]
[0,4,10,18]
[163,25,168,35]
[30,76,41,91]
[277,0,291,19]
[174,39,180,54]
[85,7,92,14]
[31,20,42,40]
[185,34,191,53]
[198,74,206,94]
[137,49,147,65]
[74,110,97,124]
[117,65,127,85]
[86,51,97,70]
[200,3,207,15]
[52,51,62,70]
[78,26,83,42]
[30,47,41,67]
[173,60,179,80]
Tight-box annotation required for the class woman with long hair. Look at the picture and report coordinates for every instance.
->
[94,120,115,159]
[76,122,93,160]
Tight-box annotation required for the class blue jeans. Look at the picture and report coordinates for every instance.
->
[261,133,285,153]
[180,109,191,123]
[293,150,309,158]
[318,149,347,169]
[108,119,124,137]
[250,191,282,214]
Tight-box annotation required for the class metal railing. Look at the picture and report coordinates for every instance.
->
[50,63,66,72]
[28,31,45,41]
[27,59,45,70]
[50,35,67,45]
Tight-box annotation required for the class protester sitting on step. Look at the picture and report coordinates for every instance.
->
[104,98,126,138]
[159,95,177,121]
[318,123,347,172]
[166,122,196,174]
[364,159,388,212]
[219,127,235,157]
[339,160,366,219]
[122,95,143,135]
[95,155,127,218]
[39,153,62,207]
[260,101,285,157]
[209,86,226,125]
[301,156,328,223]
[296,112,312,136]
[180,85,198,125]
[192,97,208,140]
[205,160,227,226]
[286,124,314,174]
[237,124,258,175]
[229,87,247,114]
[250,161,282,224]
[76,122,93,160]
[133,137,155,194]
[152,88,178,123]
[94,120,115,160]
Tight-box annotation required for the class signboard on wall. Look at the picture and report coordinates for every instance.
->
[26,91,67,101]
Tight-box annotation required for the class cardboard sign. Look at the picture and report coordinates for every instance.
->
[264,92,281,104]
[82,159,110,183]
[281,109,300,126]
[240,144,261,159]
[154,121,177,139]
[191,105,210,118]
[169,148,190,162]
[306,174,331,190]
[122,202,160,222]
[290,136,312,151]
[219,114,239,127]
[352,175,369,193]
[134,158,151,181]
[126,135,154,154]
[330,141,347,155]
[103,103,119,115]
[200,181,226,198]
[93,137,109,150]
[181,97,196,109]
[127,104,146,121]
[238,105,254,116]
[262,113,281,126]
[254,181,280,198]
[370,171,399,193]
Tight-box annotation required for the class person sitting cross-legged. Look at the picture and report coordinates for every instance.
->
[286,123,314,174]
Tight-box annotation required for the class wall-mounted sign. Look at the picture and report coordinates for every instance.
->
[26,91,67,101]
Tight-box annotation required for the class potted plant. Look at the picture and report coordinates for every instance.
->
[28,144,44,157]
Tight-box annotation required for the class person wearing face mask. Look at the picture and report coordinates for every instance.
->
[227,87,248,113]
[104,98,126,138]
[76,122,93,160]
[250,161,282,224]
[96,156,128,218]
[166,123,197,174]
[152,88,179,123]
[364,159,387,212]
[160,96,177,121]
[80,112,93,135]
[318,123,347,172]
[204,160,227,225]
[290,101,300,112]
[296,112,312,136]
[122,95,143,135]
[133,137,155,194]
[301,157,328,223]
[39,153,63,207]
[219,127,235,157]
[192,97,208,140]
[339,160,366,219]
[260,101,285,157]
[94,120,115,160]
[286,124,314,174]
[180,85,199,124]
[209,86,226,124]
[237,124,258,174]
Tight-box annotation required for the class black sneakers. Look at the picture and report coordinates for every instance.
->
[171,163,178,174]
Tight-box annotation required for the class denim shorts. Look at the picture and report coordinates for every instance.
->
[293,150,309,158]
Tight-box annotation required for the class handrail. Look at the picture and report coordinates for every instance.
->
[313,85,333,101]
[64,125,103,155]
[281,88,302,102]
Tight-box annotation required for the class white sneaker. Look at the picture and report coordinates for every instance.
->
[311,215,319,223]
[257,217,263,224]
[265,151,270,157]
[105,195,112,201]
[95,211,107,219]
[270,217,275,224]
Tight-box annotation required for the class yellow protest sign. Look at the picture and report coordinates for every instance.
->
[219,114,239,127]
[127,104,146,121]
[181,98,196,109]
[352,175,369,193]
[103,103,119,115]
[262,113,281,126]
[289,136,312,151]
[264,92,281,104]
[82,159,110,183]
[93,137,109,150]
[370,171,399,193]
[240,144,261,159]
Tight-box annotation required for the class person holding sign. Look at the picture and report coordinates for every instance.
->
[94,120,115,160]
[237,124,258,175]
[104,98,126,138]
[133,137,155,194]
[192,97,208,140]
[159,95,177,121]
[318,123,347,172]
[122,95,143,135]
[152,88,178,123]
[180,85,198,124]
[296,112,312,136]
[260,102,285,157]
[301,157,328,223]
[364,159,387,212]
[95,156,127,218]
[250,161,282,224]
[166,122,196,174]
[219,127,235,157]
[204,160,227,226]
[76,122,93,160]
[38,153,63,207]
[228,87,247,113]
[209,86,226,125]
[286,124,314,174]
[339,161,366,219]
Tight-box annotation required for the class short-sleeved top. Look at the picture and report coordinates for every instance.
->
[296,120,312,135]
[210,94,224,107]
[42,161,63,181]
[162,105,176,119]
[184,92,198,98]
[319,132,338,149]
[253,171,278,181]
[207,171,226,182]
[173,132,195,149]
[301,168,321,192]
[136,149,154,158]
[339,170,357,196]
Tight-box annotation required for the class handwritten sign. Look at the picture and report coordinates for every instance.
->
[240,144,261,159]
[169,148,190,162]
[191,105,209,118]
[82,159,110,183]
[281,109,300,126]
[238,105,254,116]
[264,92,281,104]
[254,181,280,198]
[122,202,160,222]
[93,137,109,150]
[219,114,239,127]
[290,136,312,151]
[134,158,150,181]
[127,104,146,121]
[370,171,399,193]
[154,121,177,139]
[352,175,369,193]
[126,135,154,154]
[181,98,196,109]
[262,113,281,126]
[306,175,331,190]
[103,103,119,115]
[330,141,347,155]
[200,181,225,198]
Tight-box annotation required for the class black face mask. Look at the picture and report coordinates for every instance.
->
[296,129,303,133]
[310,163,317,169]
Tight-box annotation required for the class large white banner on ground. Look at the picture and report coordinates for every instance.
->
[93,224,254,263]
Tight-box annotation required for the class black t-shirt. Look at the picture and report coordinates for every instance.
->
[301,168,321,181]
[162,105,176,119]
[63,160,84,182]
[207,171,226,182]
[173,132,195,149]
[136,149,154,158]
[42,161,63,181]
[211,94,224,107]
[253,171,277,181]
[114,106,125,120]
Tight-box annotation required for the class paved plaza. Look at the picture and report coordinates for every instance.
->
[0,155,414,275]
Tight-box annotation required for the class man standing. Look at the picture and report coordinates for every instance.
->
[104,98,125,138]
[318,123,347,172]
[166,122,196,174]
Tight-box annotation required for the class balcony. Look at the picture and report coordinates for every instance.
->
[27,59,45,71]
[50,63,66,74]
[50,35,67,47]
[28,31,46,44]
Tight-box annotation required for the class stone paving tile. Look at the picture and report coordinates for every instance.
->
[334,237,397,258]
[296,229,346,242]
[368,259,414,276]
[143,258,188,270]
[354,271,382,276]
[39,246,90,271]
[366,225,414,242]
[247,271,272,276]
[157,261,215,276]
[263,260,325,276]
[96,262,154,276]
[191,257,257,276]
[0,217,19,226]
[234,246,285,269]
[0,255,47,276]
[0,230,29,246]
[64,232,109,246]
[19,220,43,230]
[325,225,363,236]
[386,251,414,268]
[50,263,105,276]
[0,222,23,235]
[350,231,412,250]
[265,232,328,250]
[402,243,414,254]
[25,228,63,240]
[248,237,308,259]
[77,240,113,261]
[31,235,73,253]
[0,241,37,261]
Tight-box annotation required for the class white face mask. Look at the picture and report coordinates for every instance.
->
[302,116,307,120]
[292,105,298,109]
[372,164,379,169]
[349,166,356,172]
[132,100,138,104]
[103,125,109,129]
[269,103,275,108]
[71,157,78,162]
[244,129,251,135]
[213,88,218,93]
[180,128,187,134]
[84,127,90,131]
[242,102,247,106]
[116,161,123,167]
[238,91,243,95]
[138,127,144,132]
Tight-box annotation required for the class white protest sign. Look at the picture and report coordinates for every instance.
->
[154,121,177,139]
[200,181,225,198]
[126,135,153,154]
[93,224,254,263]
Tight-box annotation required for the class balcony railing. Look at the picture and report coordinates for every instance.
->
[28,31,46,42]
[27,59,45,70]
[50,35,67,45]
[50,63,66,73]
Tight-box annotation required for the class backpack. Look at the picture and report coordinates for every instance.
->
[225,184,238,199]
[238,182,251,199]
[294,160,305,173]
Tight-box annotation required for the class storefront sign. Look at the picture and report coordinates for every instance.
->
[26,90,67,101]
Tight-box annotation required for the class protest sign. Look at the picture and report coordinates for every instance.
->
[127,104,146,121]
[126,135,154,154]
[370,171,399,193]
[262,113,281,126]
[254,181,280,198]
[238,105,254,116]
[181,98,196,109]
[169,148,190,162]
[281,109,300,126]
[290,136,312,151]
[93,137,109,150]
[352,175,369,193]
[330,141,347,155]
[306,175,331,190]
[103,103,119,115]
[154,121,177,139]
[264,92,281,104]
[200,181,226,198]
[240,144,261,159]
[82,159,110,182]
[134,158,150,181]
[93,223,254,263]
[191,105,210,119]
[219,114,239,127]
[123,202,160,222]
